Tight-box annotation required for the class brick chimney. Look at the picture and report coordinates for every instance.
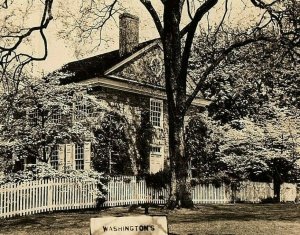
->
[119,13,139,57]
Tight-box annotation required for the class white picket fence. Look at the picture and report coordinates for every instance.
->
[104,176,169,206]
[0,177,297,219]
[0,178,98,218]
[192,183,230,204]
[235,181,274,203]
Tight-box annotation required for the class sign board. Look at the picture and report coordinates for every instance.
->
[90,216,168,235]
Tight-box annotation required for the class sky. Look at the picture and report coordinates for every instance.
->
[5,0,261,76]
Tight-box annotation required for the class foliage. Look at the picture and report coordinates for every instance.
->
[144,168,171,190]
[92,111,133,175]
[218,110,300,182]
[0,72,101,165]
[0,145,14,174]
[188,32,299,188]
[217,113,300,201]
[185,114,227,182]
[136,110,154,175]
[190,38,300,123]
[0,161,106,188]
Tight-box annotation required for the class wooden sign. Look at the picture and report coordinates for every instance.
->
[90,216,168,235]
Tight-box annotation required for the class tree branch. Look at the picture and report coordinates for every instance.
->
[184,36,275,112]
[0,0,54,93]
[140,0,164,38]
[179,0,218,115]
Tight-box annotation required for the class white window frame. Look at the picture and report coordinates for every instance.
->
[50,145,59,170]
[75,144,84,170]
[49,107,62,124]
[150,98,163,128]
[28,109,40,126]
[73,94,91,121]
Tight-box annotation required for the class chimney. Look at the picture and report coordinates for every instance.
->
[119,13,139,57]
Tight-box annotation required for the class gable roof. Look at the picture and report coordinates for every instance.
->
[59,38,210,106]
[60,39,158,84]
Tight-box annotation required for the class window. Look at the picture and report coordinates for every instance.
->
[75,144,84,170]
[151,146,161,154]
[50,146,59,170]
[28,109,40,125]
[50,108,62,124]
[74,95,90,121]
[150,98,163,127]
[149,146,164,174]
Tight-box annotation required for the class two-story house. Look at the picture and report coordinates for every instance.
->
[57,13,209,175]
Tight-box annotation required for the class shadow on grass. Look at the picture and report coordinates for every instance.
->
[169,204,300,223]
[0,204,300,233]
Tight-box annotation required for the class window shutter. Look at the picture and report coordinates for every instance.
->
[58,144,65,171]
[35,157,39,166]
[160,101,164,128]
[65,144,73,170]
[84,142,91,170]
[72,143,76,170]
[45,146,51,164]
[23,158,28,171]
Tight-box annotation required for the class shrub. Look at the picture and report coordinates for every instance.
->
[0,162,107,204]
[144,169,171,190]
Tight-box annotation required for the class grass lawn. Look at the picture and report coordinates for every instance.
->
[0,204,300,235]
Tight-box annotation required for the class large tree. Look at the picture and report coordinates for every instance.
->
[218,111,300,202]
[188,33,299,202]
[0,0,299,208]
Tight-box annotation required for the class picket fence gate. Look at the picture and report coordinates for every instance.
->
[0,176,295,219]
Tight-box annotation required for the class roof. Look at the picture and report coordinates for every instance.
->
[59,38,209,106]
[60,39,158,84]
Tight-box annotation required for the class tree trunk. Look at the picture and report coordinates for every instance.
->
[273,164,282,203]
[167,114,193,209]
[273,177,281,203]
[162,2,193,209]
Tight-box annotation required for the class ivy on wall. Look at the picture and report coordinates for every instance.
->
[136,110,154,175]
[92,111,133,176]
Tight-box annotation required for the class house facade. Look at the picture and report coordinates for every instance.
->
[57,13,209,175]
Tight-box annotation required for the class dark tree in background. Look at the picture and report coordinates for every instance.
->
[185,116,226,181]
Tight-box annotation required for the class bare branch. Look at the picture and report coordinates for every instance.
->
[180,0,218,38]
[186,0,194,20]
[57,0,123,56]
[178,0,218,114]
[140,0,164,38]
[213,0,228,40]
[0,0,53,93]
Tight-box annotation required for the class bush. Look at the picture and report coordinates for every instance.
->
[0,162,108,204]
[261,197,277,203]
[144,169,171,190]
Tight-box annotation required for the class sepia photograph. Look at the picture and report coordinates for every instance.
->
[0,0,299,234]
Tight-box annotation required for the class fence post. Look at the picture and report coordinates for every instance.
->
[48,179,53,211]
